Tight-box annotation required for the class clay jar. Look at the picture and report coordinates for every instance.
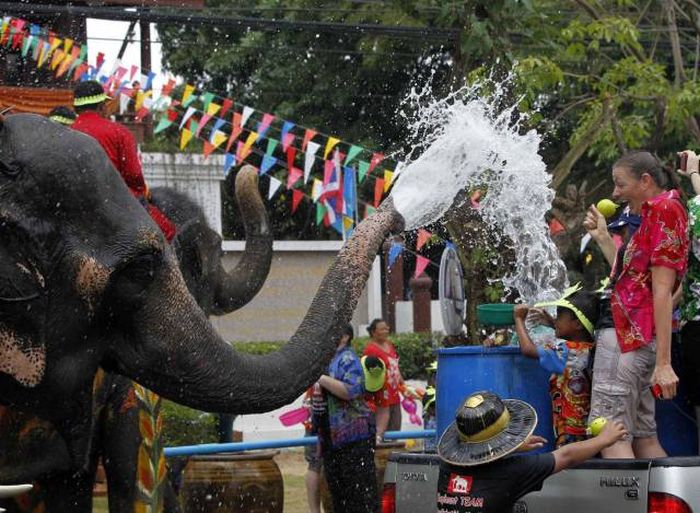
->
[181,451,283,513]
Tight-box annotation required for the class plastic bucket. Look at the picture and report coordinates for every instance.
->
[435,346,554,452]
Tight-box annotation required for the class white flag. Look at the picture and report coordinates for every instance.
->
[304,141,321,184]
[268,176,282,199]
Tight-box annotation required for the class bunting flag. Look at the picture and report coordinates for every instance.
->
[369,152,384,175]
[282,132,295,153]
[241,106,255,128]
[383,170,394,192]
[206,102,222,117]
[358,160,370,183]
[223,153,236,176]
[292,189,303,213]
[200,92,215,112]
[364,205,376,219]
[130,64,139,80]
[374,178,385,207]
[302,129,317,151]
[265,138,278,156]
[344,145,363,166]
[286,146,297,172]
[343,216,355,238]
[316,202,326,225]
[260,154,276,176]
[154,109,178,134]
[343,166,356,218]
[220,98,233,118]
[182,84,195,105]
[287,167,302,189]
[179,107,197,130]
[143,70,156,91]
[225,111,243,153]
[416,229,432,251]
[280,121,295,143]
[196,114,212,137]
[324,136,340,159]
[202,140,216,159]
[388,241,404,267]
[311,178,323,202]
[268,176,282,199]
[179,127,194,150]
[162,78,176,97]
[304,141,320,184]
[209,118,227,145]
[256,113,275,139]
[414,255,430,278]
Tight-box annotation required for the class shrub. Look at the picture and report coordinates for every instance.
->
[160,400,218,448]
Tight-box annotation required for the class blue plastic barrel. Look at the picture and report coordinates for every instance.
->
[436,346,554,452]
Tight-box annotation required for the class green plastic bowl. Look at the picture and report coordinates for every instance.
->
[476,303,515,326]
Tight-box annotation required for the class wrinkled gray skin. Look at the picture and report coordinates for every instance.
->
[0,114,403,474]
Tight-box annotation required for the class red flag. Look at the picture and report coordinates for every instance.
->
[162,78,176,97]
[368,152,384,175]
[416,229,432,251]
[414,256,430,278]
[374,178,385,207]
[302,129,317,151]
[292,189,303,213]
[286,146,297,172]
[220,98,234,118]
[202,140,215,159]
[134,107,150,122]
[96,51,105,70]
[225,111,243,153]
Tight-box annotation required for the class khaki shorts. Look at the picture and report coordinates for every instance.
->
[589,328,657,441]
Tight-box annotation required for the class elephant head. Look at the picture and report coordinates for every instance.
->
[149,166,272,317]
[0,113,403,464]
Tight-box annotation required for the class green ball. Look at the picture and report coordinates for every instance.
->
[596,199,618,218]
[588,417,607,436]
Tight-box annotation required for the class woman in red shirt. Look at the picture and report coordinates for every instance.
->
[363,318,410,443]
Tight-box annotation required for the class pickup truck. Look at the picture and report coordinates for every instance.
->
[382,452,700,513]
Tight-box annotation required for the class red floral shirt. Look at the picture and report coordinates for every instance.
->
[611,190,688,352]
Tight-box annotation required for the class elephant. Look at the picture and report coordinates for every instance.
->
[0,114,403,507]
[0,164,273,512]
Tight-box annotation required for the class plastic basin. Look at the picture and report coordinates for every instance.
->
[476,303,515,326]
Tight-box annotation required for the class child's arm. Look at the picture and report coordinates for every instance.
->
[514,305,538,358]
[551,421,627,473]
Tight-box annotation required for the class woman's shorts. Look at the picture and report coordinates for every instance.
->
[589,328,657,441]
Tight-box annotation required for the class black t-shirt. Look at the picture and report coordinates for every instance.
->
[436,453,555,513]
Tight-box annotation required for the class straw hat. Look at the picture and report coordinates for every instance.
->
[437,391,537,466]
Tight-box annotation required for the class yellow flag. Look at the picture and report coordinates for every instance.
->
[212,131,228,149]
[324,137,340,159]
[207,102,221,116]
[50,49,65,70]
[179,128,193,150]
[241,131,258,160]
[182,84,195,105]
[49,37,63,54]
[63,38,73,54]
[343,216,354,231]
[383,170,394,192]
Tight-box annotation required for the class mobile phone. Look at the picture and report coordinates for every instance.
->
[677,152,688,172]
[650,383,663,400]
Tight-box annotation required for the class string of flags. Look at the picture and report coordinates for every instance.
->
[0,15,452,270]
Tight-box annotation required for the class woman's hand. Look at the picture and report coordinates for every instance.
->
[676,150,700,178]
[583,204,609,241]
[651,363,679,400]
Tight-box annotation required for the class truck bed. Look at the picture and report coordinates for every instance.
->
[384,452,700,513]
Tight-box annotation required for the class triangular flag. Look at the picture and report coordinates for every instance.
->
[292,189,303,213]
[374,178,385,207]
[129,64,139,80]
[323,136,340,159]
[182,84,195,105]
[220,98,233,118]
[206,102,221,117]
[200,92,215,112]
[202,140,216,159]
[358,160,370,183]
[302,129,317,151]
[63,38,73,53]
[344,145,363,166]
[343,167,356,218]
[266,138,278,156]
[282,133,295,153]
[364,205,376,219]
[268,176,282,199]
[316,202,326,225]
[414,256,430,278]
[241,131,258,160]
[281,121,295,143]
[287,167,302,189]
[196,114,212,137]
[416,229,432,251]
[154,116,173,134]
[209,118,226,143]
[311,178,323,202]
[256,113,275,139]
[260,154,276,176]
[304,141,321,184]
[183,94,198,108]
[241,106,255,127]
[383,170,394,192]
[388,241,404,267]
[119,93,131,115]
[368,152,384,175]
[223,153,236,176]
[162,78,176,97]
[49,36,63,54]
[286,146,297,172]
[343,216,354,238]
[225,111,243,153]
[179,106,196,130]
[180,128,194,150]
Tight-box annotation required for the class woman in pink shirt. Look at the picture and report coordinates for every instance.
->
[584,151,688,458]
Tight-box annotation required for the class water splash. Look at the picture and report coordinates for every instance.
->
[390,78,567,303]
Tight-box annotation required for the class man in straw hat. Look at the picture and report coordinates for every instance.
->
[436,391,626,513]
[71,80,175,241]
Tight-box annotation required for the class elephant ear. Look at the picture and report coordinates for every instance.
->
[0,221,47,387]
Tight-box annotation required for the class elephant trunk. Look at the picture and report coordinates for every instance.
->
[211,166,273,315]
[115,199,403,414]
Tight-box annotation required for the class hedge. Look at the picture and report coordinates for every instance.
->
[162,332,438,446]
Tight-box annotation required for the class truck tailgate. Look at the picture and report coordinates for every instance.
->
[520,459,651,513]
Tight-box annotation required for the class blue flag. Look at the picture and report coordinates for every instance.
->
[260,154,277,176]
[388,241,404,267]
[281,121,295,143]
[223,153,236,176]
[343,166,356,218]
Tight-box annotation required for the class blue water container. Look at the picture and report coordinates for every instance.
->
[436,346,554,452]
